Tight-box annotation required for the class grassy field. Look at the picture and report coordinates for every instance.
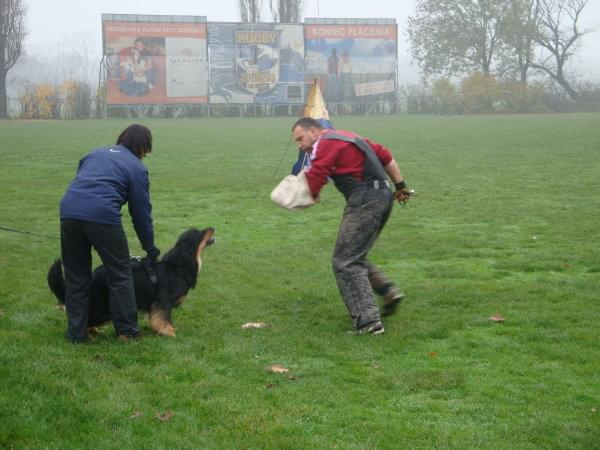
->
[1,114,599,449]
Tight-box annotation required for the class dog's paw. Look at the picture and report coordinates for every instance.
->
[158,323,176,337]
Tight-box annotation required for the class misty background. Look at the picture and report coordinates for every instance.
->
[8,0,600,99]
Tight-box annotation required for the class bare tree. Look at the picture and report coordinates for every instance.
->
[270,0,304,23]
[0,0,26,118]
[499,0,540,82]
[407,0,510,78]
[530,0,591,103]
[56,31,100,86]
[238,0,263,22]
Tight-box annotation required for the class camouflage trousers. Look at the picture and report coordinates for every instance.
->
[332,187,396,329]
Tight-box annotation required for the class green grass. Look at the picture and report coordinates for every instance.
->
[1,114,599,449]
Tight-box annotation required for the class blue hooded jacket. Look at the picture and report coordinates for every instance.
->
[60,145,155,251]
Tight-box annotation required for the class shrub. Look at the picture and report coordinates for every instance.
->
[431,78,461,114]
[496,80,548,113]
[461,73,500,114]
[399,83,435,114]
[20,84,60,119]
[60,80,92,119]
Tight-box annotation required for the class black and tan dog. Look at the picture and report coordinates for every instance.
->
[47,227,215,337]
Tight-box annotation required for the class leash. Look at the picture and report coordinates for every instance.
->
[0,225,60,240]
[131,255,160,290]
[130,255,160,286]
[145,263,159,285]
[271,134,294,180]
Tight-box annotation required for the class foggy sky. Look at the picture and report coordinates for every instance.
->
[22,0,600,82]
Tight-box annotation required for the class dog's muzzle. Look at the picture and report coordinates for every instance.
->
[207,230,216,246]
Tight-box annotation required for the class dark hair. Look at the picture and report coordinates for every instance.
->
[291,117,325,131]
[117,124,153,158]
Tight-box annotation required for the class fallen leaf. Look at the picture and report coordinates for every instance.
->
[156,410,173,422]
[130,411,144,419]
[266,383,276,389]
[591,407,597,413]
[287,376,297,381]
[0,309,4,316]
[54,304,66,311]
[428,351,438,359]
[489,315,505,322]
[241,322,269,329]
[267,364,289,373]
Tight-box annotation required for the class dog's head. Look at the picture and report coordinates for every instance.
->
[162,227,215,269]
[193,227,215,261]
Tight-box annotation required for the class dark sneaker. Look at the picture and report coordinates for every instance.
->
[382,291,405,317]
[65,331,88,344]
[117,333,141,342]
[358,321,385,335]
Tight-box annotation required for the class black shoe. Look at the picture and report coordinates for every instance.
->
[117,332,141,342]
[358,321,385,335]
[65,331,88,344]
[382,291,405,317]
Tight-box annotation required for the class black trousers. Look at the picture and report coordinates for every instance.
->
[332,187,394,329]
[60,219,139,342]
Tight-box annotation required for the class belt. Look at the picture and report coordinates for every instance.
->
[367,179,391,190]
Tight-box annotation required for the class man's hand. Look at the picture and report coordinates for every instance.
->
[394,181,410,204]
[147,246,160,262]
[394,188,411,203]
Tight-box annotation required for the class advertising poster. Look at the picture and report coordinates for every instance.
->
[304,23,397,102]
[208,23,305,104]
[103,17,208,104]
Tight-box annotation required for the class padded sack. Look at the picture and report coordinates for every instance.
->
[270,169,316,210]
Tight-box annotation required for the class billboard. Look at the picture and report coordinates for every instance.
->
[208,23,305,104]
[304,20,397,102]
[102,15,209,105]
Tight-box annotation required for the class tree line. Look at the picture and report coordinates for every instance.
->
[407,0,594,106]
[1,0,598,119]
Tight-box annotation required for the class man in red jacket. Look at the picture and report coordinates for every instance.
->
[291,117,410,335]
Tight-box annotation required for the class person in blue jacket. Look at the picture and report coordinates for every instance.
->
[59,124,160,343]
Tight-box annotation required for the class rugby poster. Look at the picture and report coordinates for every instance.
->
[208,23,305,104]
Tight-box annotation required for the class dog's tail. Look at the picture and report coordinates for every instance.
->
[47,258,66,305]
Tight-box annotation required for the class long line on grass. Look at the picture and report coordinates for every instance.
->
[0,225,59,240]
[271,134,295,180]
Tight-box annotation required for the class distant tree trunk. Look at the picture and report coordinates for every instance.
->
[0,0,26,119]
[500,0,540,82]
[238,0,263,22]
[530,0,590,103]
[270,0,304,23]
[0,63,7,118]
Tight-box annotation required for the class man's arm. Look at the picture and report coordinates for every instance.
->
[304,140,336,198]
[127,167,157,254]
[384,159,410,203]
[384,159,403,184]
